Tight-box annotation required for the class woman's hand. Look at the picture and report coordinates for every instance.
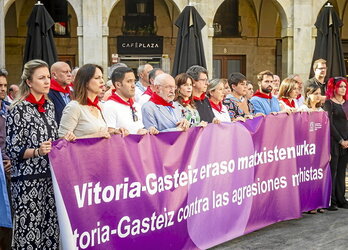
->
[38,139,52,156]
[63,131,76,141]
[198,121,208,127]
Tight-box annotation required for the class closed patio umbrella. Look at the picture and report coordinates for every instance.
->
[23,1,57,66]
[172,6,206,76]
[310,4,346,78]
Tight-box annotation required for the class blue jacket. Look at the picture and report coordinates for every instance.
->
[250,96,280,115]
[48,89,68,126]
[142,101,182,132]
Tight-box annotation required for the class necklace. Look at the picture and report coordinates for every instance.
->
[333,97,345,104]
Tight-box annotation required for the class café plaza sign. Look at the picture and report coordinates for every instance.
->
[117,36,163,54]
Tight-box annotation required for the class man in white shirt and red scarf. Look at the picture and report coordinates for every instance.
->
[48,62,72,125]
[142,73,189,132]
[103,67,158,135]
[250,70,281,115]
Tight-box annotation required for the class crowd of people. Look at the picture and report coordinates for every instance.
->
[0,57,347,249]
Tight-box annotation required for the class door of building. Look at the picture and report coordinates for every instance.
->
[213,55,246,78]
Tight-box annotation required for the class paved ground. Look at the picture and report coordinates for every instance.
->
[211,208,348,249]
[212,189,348,250]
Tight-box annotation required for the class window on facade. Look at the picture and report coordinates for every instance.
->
[42,0,69,37]
[213,0,240,37]
[122,0,157,36]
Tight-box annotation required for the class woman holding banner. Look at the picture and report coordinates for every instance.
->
[174,73,207,127]
[6,60,74,249]
[324,77,348,211]
[207,79,231,122]
[59,64,111,139]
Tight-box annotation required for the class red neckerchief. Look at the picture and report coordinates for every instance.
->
[108,90,135,108]
[50,79,70,94]
[193,93,206,101]
[149,92,175,108]
[142,86,153,96]
[296,94,302,100]
[253,90,272,99]
[209,99,224,113]
[280,98,295,108]
[26,93,46,113]
[87,97,101,111]
[182,98,191,105]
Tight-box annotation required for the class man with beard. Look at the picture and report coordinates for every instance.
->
[142,73,189,132]
[250,70,280,115]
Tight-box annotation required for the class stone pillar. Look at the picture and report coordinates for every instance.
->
[281,27,293,79]
[0,0,5,68]
[102,25,109,78]
[292,0,316,81]
[81,0,103,66]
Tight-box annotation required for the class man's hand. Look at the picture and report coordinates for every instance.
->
[3,159,11,173]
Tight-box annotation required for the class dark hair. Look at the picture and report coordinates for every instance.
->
[148,68,163,83]
[74,64,103,105]
[228,72,246,89]
[174,73,196,108]
[111,67,133,86]
[305,83,322,109]
[186,65,208,81]
[257,70,273,84]
[0,68,8,78]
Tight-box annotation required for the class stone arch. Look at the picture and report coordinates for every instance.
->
[4,0,81,26]
[105,0,184,26]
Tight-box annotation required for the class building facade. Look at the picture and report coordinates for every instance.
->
[1,0,348,85]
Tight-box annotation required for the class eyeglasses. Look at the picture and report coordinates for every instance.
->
[316,67,327,70]
[0,69,8,77]
[130,106,138,122]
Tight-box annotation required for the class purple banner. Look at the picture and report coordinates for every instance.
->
[50,112,331,249]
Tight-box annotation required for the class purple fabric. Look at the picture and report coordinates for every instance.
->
[49,112,331,249]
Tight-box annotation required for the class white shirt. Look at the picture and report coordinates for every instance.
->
[137,93,151,106]
[212,105,231,122]
[103,97,144,134]
[294,95,305,108]
[135,81,146,102]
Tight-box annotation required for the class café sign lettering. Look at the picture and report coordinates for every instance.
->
[117,36,163,54]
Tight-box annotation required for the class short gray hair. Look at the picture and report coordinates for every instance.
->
[186,65,208,81]
[154,73,172,86]
[207,78,223,97]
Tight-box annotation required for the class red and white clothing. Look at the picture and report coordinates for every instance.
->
[209,99,231,122]
[103,92,144,134]
[137,86,154,106]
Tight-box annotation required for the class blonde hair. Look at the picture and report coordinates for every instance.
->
[11,59,49,108]
[278,77,298,99]
[313,58,326,71]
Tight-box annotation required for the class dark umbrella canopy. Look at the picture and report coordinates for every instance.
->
[23,3,57,66]
[310,5,346,78]
[172,6,206,76]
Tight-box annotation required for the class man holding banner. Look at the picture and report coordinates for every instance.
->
[142,73,189,132]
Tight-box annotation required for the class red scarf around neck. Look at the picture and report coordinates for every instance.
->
[280,98,295,108]
[87,96,101,111]
[50,79,70,94]
[209,99,224,113]
[108,90,135,108]
[193,92,206,101]
[26,93,46,113]
[149,92,175,108]
[253,90,272,99]
[182,98,191,105]
[142,86,154,96]
[296,94,302,100]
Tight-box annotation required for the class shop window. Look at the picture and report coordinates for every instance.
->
[122,0,157,36]
[213,0,241,37]
[42,0,70,37]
